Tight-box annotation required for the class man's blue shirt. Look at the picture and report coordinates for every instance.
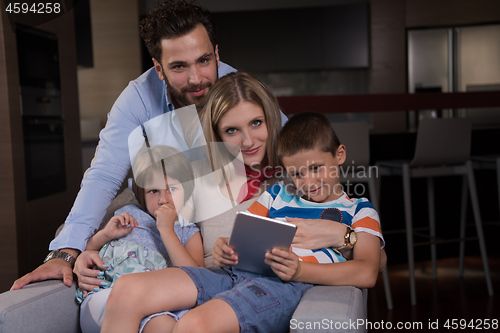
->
[50,63,239,252]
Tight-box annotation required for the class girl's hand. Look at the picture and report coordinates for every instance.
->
[265,247,301,282]
[155,203,178,234]
[212,237,238,267]
[103,213,138,240]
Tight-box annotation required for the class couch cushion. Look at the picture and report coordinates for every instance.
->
[55,187,141,237]
[290,286,367,333]
[0,280,80,333]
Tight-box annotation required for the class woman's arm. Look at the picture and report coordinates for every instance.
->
[287,218,347,249]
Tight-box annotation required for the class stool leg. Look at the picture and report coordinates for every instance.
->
[427,177,437,280]
[368,173,380,212]
[369,175,393,310]
[403,164,417,305]
[459,176,468,278]
[381,269,393,310]
[466,161,494,296]
[375,166,382,207]
[496,158,500,220]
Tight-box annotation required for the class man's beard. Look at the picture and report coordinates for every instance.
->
[163,66,219,111]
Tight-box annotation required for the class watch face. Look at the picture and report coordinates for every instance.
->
[349,231,357,245]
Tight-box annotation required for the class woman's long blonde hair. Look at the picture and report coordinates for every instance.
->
[199,71,281,176]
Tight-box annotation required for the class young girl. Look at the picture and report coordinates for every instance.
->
[77,145,203,333]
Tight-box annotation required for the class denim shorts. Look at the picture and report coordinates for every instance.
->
[179,266,312,333]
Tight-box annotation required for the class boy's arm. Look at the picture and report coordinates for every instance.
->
[267,232,381,288]
[296,233,381,288]
[333,242,387,273]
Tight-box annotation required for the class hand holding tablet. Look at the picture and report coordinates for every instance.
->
[228,211,297,276]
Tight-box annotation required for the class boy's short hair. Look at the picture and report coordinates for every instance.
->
[278,111,341,160]
[132,145,195,210]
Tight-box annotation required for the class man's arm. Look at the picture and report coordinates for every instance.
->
[51,115,141,251]
[56,62,237,252]
[10,248,80,290]
[11,74,156,290]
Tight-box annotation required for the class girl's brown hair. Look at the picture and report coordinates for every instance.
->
[131,145,194,211]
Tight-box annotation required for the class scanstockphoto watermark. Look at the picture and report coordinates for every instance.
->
[280,179,372,197]
[290,318,499,330]
[249,163,379,197]
[251,163,379,180]
[290,318,424,331]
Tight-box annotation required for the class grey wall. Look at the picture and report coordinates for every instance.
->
[142,0,367,15]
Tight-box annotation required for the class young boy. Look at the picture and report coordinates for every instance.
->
[100,112,384,333]
[253,111,384,286]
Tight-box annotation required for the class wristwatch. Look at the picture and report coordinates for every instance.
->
[341,226,357,249]
[44,250,76,267]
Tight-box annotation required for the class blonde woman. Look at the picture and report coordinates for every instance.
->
[185,71,284,267]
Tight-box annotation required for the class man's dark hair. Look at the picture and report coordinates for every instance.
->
[140,0,217,64]
[278,111,341,160]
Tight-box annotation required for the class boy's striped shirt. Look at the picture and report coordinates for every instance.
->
[247,181,384,264]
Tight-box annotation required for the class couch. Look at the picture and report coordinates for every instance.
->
[0,189,368,333]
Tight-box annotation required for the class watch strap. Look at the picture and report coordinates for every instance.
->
[337,225,357,250]
[44,250,76,267]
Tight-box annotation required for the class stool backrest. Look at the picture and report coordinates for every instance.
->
[411,118,471,167]
[331,121,370,167]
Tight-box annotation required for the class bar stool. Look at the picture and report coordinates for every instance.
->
[458,155,500,276]
[470,155,500,219]
[376,118,493,306]
[332,121,393,310]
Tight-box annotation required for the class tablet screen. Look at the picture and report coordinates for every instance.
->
[228,211,297,276]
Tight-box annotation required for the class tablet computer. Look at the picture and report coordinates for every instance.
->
[228,211,297,276]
